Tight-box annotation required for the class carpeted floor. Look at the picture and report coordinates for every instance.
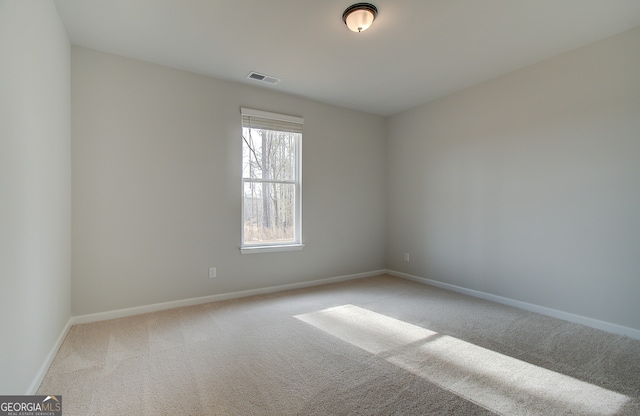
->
[38,275,640,415]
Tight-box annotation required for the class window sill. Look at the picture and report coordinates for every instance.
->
[240,244,305,254]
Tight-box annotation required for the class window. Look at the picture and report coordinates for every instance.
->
[241,108,303,253]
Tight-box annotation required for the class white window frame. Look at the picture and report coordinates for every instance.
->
[240,107,303,254]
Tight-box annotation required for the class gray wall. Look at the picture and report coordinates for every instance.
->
[387,27,640,331]
[71,46,387,315]
[0,1,71,394]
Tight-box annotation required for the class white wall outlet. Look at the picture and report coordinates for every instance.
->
[209,267,216,278]
[404,253,410,262]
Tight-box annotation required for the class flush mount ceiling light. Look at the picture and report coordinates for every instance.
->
[342,3,378,33]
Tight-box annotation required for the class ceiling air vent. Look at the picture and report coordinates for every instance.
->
[247,71,281,85]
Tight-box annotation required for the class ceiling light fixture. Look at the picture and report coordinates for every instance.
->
[342,3,378,33]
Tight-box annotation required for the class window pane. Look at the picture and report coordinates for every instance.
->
[243,182,296,244]
[242,128,297,181]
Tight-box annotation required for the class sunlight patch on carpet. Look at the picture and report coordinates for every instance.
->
[295,304,630,416]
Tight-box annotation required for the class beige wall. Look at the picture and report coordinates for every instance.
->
[387,27,640,332]
[71,46,387,315]
[0,1,71,394]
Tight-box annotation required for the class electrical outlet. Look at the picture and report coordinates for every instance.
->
[209,267,216,278]
[404,253,410,262]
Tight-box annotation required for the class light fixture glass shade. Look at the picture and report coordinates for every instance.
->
[343,3,378,33]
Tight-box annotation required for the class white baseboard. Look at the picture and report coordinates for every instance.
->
[387,269,640,340]
[71,270,386,325]
[26,318,73,395]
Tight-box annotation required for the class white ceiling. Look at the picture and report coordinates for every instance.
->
[54,0,640,116]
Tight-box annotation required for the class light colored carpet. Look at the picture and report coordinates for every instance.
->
[38,275,640,415]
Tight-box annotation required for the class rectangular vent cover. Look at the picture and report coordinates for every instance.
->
[247,71,281,85]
